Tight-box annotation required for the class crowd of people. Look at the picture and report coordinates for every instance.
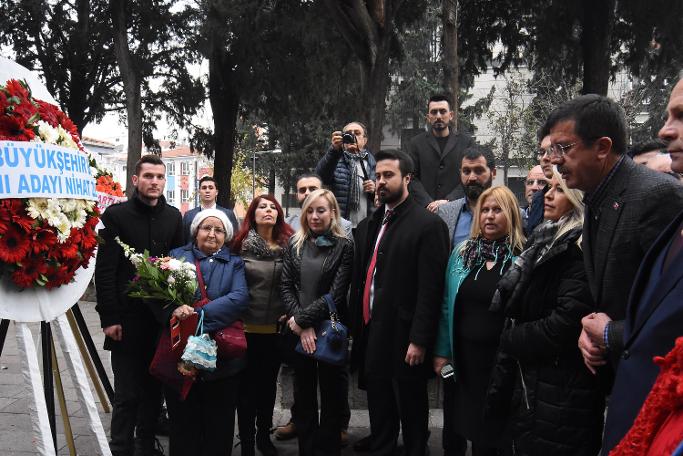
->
[94,76,683,456]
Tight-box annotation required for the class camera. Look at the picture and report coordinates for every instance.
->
[342,132,357,145]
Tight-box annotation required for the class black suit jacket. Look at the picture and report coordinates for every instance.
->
[583,157,683,356]
[602,209,683,453]
[350,196,450,381]
[407,130,475,207]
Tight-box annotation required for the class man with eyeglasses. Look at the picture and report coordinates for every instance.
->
[316,122,377,227]
[524,132,555,236]
[407,94,475,212]
[543,95,683,392]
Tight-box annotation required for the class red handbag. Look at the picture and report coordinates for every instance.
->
[195,259,247,359]
[149,313,196,400]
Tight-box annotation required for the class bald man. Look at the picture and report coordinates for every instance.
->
[524,165,548,206]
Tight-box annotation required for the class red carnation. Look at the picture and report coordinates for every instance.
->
[0,224,31,263]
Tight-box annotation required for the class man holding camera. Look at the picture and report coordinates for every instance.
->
[315,122,377,227]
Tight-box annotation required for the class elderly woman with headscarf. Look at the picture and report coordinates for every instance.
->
[165,208,249,456]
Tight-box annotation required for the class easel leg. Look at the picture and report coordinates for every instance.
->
[0,319,9,359]
[66,310,111,412]
[41,321,57,450]
[16,322,56,456]
[70,304,115,402]
[53,313,112,456]
[50,336,76,456]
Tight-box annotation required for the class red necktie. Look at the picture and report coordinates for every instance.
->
[362,210,393,324]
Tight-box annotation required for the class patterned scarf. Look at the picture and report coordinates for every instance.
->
[240,229,283,258]
[343,149,368,212]
[461,235,514,279]
[309,229,337,247]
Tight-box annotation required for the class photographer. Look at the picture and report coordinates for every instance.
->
[315,122,376,227]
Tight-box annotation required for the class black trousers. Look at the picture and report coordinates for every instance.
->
[237,333,282,443]
[289,365,352,430]
[293,355,345,456]
[109,349,163,456]
[164,375,239,456]
[365,376,429,456]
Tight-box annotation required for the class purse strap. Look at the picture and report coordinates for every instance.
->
[195,309,205,336]
[195,259,209,304]
[323,293,337,317]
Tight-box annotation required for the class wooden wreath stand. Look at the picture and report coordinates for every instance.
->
[0,256,113,456]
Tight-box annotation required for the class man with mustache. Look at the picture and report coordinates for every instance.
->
[602,77,683,453]
[525,132,555,236]
[544,95,683,389]
[434,144,495,456]
[436,145,496,249]
[407,94,475,212]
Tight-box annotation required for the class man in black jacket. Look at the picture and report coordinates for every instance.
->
[95,154,184,456]
[351,149,449,456]
[544,95,683,378]
[407,94,475,212]
[182,175,238,244]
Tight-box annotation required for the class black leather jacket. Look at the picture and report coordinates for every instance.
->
[280,235,354,328]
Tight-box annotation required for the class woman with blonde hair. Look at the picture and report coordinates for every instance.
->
[486,169,604,456]
[280,189,354,456]
[434,186,525,456]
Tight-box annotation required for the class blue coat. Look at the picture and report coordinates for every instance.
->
[170,244,249,334]
[602,209,683,453]
[315,146,376,220]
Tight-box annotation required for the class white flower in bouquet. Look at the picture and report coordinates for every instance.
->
[59,199,79,213]
[56,124,78,149]
[167,275,176,285]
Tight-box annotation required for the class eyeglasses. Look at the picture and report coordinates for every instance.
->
[548,142,578,158]
[526,179,548,187]
[536,148,551,158]
[199,225,226,235]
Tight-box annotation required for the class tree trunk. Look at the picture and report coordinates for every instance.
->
[208,12,238,209]
[442,0,459,130]
[360,38,391,155]
[65,0,91,134]
[110,0,143,197]
[580,0,615,95]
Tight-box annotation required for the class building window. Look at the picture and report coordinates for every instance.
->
[180,161,190,175]
[181,189,190,202]
[167,162,175,175]
[167,190,175,203]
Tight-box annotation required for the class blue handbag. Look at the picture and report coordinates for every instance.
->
[181,309,218,372]
[295,294,349,366]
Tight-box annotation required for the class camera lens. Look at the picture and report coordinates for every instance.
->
[342,133,356,145]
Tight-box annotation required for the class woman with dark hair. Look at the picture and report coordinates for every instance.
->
[233,195,293,456]
[280,189,353,456]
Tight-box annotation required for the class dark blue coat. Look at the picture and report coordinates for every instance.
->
[170,244,249,378]
[602,209,683,453]
[315,146,376,219]
[170,244,249,334]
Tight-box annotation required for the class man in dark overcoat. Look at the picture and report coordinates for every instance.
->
[407,94,475,212]
[95,154,184,456]
[350,149,449,456]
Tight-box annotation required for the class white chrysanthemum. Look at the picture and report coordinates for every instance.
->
[44,198,63,220]
[56,125,78,150]
[49,213,72,242]
[66,209,87,229]
[26,198,50,220]
[37,121,58,144]
[59,199,78,213]
[167,276,176,285]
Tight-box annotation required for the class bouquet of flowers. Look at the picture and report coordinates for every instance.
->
[96,173,124,198]
[0,79,100,289]
[116,237,197,307]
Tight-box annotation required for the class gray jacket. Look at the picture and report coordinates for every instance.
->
[241,251,285,328]
[436,198,467,247]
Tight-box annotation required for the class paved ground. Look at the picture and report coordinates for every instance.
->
[0,301,450,455]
